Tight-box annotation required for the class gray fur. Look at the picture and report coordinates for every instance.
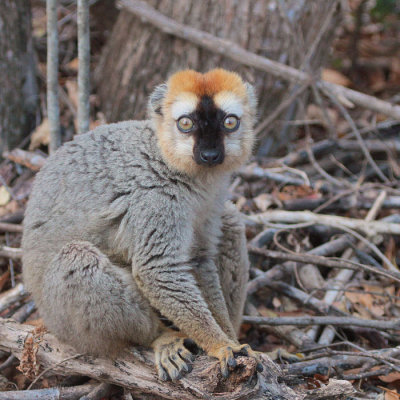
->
[22,119,249,357]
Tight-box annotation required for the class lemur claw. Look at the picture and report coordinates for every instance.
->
[152,331,197,381]
[210,342,263,378]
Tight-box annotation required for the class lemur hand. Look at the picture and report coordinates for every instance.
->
[208,342,263,378]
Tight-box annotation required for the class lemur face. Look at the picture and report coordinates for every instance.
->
[149,69,257,175]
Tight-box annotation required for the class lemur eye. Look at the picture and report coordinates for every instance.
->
[223,115,240,131]
[177,117,194,133]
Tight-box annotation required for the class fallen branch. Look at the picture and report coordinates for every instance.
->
[243,315,400,330]
[247,210,400,236]
[0,283,26,313]
[119,0,400,120]
[247,235,353,295]
[3,149,46,172]
[248,246,400,283]
[77,0,91,134]
[0,222,23,233]
[0,383,97,400]
[0,246,23,260]
[0,319,302,400]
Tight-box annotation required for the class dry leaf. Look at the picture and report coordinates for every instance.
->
[67,57,79,71]
[379,386,400,400]
[29,118,50,150]
[17,325,46,380]
[0,186,11,206]
[0,199,19,217]
[322,68,352,87]
[0,271,10,292]
[306,104,339,126]
[380,372,400,383]
[275,185,321,202]
[65,80,79,110]
[253,193,273,212]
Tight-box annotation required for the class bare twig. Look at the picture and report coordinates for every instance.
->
[247,235,352,295]
[3,149,46,171]
[247,210,400,236]
[243,315,400,330]
[0,246,23,260]
[247,246,400,283]
[0,383,98,400]
[80,382,115,400]
[77,0,91,134]
[323,88,389,182]
[0,222,23,233]
[0,283,26,313]
[47,0,62,152]
[254,83,310,137]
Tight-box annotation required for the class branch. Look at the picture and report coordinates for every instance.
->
[247,210,400,236]
[243,315,400,330]
[46,0,61,152]
[77,0,91,134]
[3,149,46,172]
[0,383,97,400]
[248,246,400,283]
[0,222,23,233]
[118,0,400,120]
[0,319,301,400]
[0,246,23,260]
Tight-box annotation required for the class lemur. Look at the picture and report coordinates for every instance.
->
[22,69,262,381]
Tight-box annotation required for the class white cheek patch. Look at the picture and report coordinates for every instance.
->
[214,91,244,118]
[171,93,198,120]
[224,132,242,156]
[175,134,195,156]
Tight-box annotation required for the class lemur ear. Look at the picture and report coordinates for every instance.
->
[244,82,258,111]
[148,83,168,116]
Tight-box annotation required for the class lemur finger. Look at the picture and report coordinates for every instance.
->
[220,356,230,379]
[161,356,181,381]
[156,361,169,381]
[169,351,190,373]
[178,346,195,363]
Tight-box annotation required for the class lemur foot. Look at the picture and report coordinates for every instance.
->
[209,342,263,378]
[152,330,197,381]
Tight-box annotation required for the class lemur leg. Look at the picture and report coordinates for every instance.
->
[217,202,250,335]
[41,241,162,357]
[40,241,194,380]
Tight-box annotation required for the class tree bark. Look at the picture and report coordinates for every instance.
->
[0,0,38,153]
[95,0,340,127]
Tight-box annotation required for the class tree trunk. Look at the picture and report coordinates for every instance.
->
[0,0,38,153]
[95,0,340,138]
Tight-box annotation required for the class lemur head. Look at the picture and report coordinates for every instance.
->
[148,69,257,175]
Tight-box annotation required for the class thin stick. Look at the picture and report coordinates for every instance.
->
[0,222,23,233]
[247,246,400,283]
[243,315,400,330]
[27,353,82,390]
[254,83,310,137]
[77,0,91,134]
[323,88,389,183]
[47,0,61,152]
[247,210,400,236]
[0,246,23,260]
[119,0,400,119]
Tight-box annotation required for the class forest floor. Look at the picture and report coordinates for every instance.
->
[0,1,399,399]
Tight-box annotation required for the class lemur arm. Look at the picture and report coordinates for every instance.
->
[130,198,232,356]
[192,257,237,341]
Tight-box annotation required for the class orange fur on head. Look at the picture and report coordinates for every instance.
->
[165,69,248,105]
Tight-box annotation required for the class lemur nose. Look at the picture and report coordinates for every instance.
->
[200,149,221,165]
